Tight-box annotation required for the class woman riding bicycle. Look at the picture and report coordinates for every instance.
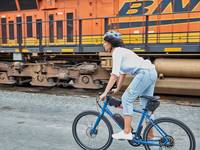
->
[99,31,158,140]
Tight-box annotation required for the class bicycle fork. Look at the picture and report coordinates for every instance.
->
[90,101,108,134]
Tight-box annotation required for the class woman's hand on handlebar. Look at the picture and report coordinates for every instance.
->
[99,90,114,101]
[99,92,107,101]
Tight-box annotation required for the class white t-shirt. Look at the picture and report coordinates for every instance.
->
[111,47,155,77]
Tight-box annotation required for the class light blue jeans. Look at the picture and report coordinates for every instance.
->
[122,68,157,116]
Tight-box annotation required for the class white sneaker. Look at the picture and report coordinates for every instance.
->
[112,130,133,140]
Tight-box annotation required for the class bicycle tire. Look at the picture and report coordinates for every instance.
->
[72,110,113,150]
[143,117,196,150]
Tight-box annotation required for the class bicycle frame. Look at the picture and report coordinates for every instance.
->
[92,97,170,146]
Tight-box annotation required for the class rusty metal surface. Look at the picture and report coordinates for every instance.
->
[155,78,200,96]
[1,55,200,96]
[118,76,200,96]
[0,61,110,89]
[99,54,200,96]
[155,58,200,78]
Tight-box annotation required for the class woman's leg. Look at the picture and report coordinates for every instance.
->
[140,70,157,139]
[140,83,156,139]
[112,70,153,140]
[124,115,133,134]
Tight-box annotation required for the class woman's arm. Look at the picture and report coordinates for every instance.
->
[112,73,126,93]
[105,74,118,93]
[99,48,123,100]
[99,74,118,100]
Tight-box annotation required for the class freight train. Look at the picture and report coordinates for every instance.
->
[0,0,200,96]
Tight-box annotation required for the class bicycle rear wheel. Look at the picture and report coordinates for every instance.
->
[143,117,196,150]
[72,111,113,150]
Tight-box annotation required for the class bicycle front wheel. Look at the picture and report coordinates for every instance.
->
[143,117,196,150]
[72,111,113,150]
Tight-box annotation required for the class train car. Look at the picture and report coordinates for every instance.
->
[0,0,200,95]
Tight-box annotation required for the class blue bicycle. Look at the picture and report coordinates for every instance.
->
[72,94,196,150]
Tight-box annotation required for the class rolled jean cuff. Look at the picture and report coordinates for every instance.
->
[122,108,134,116]
[122,112,134,116]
